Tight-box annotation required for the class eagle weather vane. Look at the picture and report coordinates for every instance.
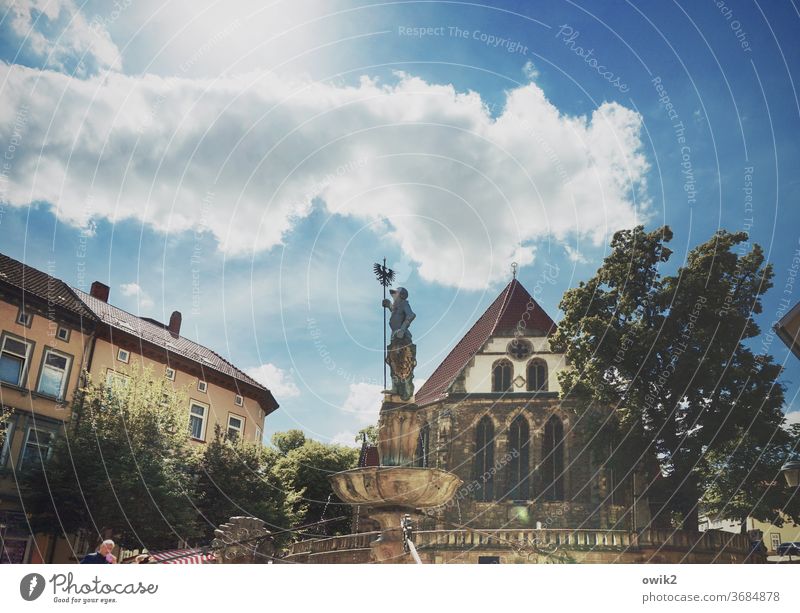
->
[374,259,417,400]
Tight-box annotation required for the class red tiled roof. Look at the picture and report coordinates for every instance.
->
[414,279,556,407]
[358,443,379,467]
[0,252,94,320]
[74,288,276,408]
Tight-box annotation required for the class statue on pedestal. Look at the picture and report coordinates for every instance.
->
[382,286,416,401]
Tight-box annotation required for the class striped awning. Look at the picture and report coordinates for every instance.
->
[147,548,216,564]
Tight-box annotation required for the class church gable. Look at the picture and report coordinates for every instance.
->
[415,278,561,406]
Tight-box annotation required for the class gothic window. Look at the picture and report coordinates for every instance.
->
[492,359,513,392]
[542,415,565,500]
[473,416,495,502]
[415,422,430,468]
[527,359,548,392]
[506,414,530,500]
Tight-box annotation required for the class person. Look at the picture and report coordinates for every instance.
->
[80,539,117,564]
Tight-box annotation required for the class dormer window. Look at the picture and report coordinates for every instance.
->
[491,359,513,392]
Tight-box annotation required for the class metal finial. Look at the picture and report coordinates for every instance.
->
[511,262,518,279]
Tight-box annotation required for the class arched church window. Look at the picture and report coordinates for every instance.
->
[415,422,430,468]
[542,414,565,500]
[506,414,530,500]
[473,416,495,501]
[527,359,548,392]
[492,360,513,392]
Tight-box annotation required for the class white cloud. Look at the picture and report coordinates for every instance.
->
[2,0,122,74]
[0,64,648,289]
[522,60,539,80]
[245,363,300,398]
[786,411,800,426]
[329,430,359,447]
[341,382,382,426]
[119,282,154,309]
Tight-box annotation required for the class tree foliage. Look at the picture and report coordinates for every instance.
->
[22,366,199,550]
[552,226,800,529]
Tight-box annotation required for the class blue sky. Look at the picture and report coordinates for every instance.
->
[0,0,799,444]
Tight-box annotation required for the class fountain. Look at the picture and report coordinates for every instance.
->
[329,285,461,563]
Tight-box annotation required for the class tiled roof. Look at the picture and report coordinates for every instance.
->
[74,288,277,410]
[0,252,95,320]
[414,278,556,407]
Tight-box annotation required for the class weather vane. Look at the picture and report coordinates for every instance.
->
[511,261,518,279]
[373,259,395,389]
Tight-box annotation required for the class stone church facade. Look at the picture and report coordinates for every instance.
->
[287,279,755,564]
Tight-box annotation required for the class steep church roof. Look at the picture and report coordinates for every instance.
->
[415,278,557,407]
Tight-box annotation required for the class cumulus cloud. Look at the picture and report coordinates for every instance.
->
[786,411,800,427]
[1,0,121,75]
[341,382,382,425]
[245,363,300,398]
[119,281,154,309]
[0,64,648,289]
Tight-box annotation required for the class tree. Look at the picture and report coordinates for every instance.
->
[271,429,306,454]
[21,365,200,551]
[192,426,301,544]
[271,433,359,536]
[356,425,378,445]
[552,226,800,530]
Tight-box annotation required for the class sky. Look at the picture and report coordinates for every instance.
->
[0,0,799,445]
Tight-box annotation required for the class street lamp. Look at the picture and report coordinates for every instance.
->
[781,460,800,488]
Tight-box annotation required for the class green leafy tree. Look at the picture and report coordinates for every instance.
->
[552,226,800,529]
[356,425,378,445]
[271,429,306,454]
[192,426,301,544]
[21,366,200,551]
[271,433,359,536]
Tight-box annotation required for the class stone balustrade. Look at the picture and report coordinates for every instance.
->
[285,527,754,562]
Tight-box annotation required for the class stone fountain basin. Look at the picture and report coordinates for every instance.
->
[329,466,462,508]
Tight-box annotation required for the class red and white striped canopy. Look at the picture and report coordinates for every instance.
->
[147,548,216,564]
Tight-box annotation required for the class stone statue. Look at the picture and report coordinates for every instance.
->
[382,287,417,400]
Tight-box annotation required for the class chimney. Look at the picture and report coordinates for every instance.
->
[168,311,182,337]
[90,281,110,303]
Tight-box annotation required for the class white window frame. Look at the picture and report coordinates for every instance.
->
[197,380,207,393]
[18,424,56,468]
[116,348,130,363]
[105,369,130,390]
[165,367,176,381]
[36,347,72,400]
[0,333,34,388]
[255,426,262,444]
[771,533,781,552]
[188,401,208,441]
[16,309,32,327]
[56,326,70,342]
[234,394,243,407]
[227,413,245,440]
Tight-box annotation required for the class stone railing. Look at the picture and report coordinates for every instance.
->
[286,527,753,560]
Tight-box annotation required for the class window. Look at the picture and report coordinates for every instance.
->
[227,414,244,440]
[473,416,495,502]
[56,326,70,342]
[542,415,565,501]
[478,556,500,564]
[506,415,530,500]
[188,401,208,441]
[165,367,176,381]
[16,309,32,327]
[234,394,243,407]
[491,360,513,393]
[19,425,56,468]
[0,334,33,387]
[771,533,781,552]
[255,426,262,444]
[36,348,72,400]
[0,416,15,468]
[415,422,430,468]
[197,380,207,393]
[116,348,130,363]
[527,359,548,391]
